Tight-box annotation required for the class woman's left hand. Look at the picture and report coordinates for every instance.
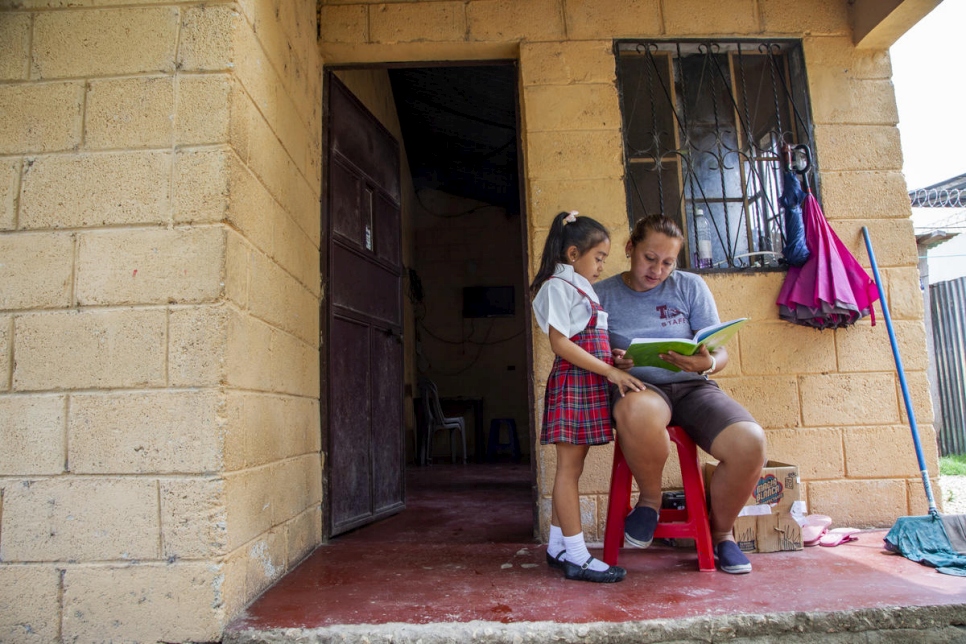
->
[659,345,715,374]
[611,348,635,371]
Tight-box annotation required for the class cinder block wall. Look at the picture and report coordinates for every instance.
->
[0,0,939,639]
[0,1,322,641]
[320,0,936,544]
[217,0,323,624]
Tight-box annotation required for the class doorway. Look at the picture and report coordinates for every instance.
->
[390,64,532,470]
[323,62,534,539]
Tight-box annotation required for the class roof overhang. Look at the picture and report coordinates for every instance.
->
[850,0,944,49]
[916,230,959,251]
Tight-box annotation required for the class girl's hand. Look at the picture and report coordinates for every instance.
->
[607,367,646,397]
[659,345,715,374]
[612,348,635,371]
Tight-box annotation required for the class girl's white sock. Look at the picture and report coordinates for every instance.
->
[563,532,609,571]
[548,524,565,558]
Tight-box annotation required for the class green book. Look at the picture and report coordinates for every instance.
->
[625,318,749,372]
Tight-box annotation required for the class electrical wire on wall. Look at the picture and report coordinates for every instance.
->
[419,311,524,377]
[419,317,524,347]
[415,188,512,220]
[406,266,523,377]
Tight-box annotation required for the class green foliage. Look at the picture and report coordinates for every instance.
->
[940,453,966,476]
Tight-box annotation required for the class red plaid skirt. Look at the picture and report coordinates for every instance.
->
[541,320,614,446]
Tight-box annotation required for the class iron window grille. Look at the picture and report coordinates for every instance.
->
[615,39,815,271]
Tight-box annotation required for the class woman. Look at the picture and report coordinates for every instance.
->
[595,214,766,574]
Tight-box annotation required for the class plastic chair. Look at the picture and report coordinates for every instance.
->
[418,378,467,464]
[603,425,715,571]
[487,418,521,462]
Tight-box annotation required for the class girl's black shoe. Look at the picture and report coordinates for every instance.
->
[546,550,566,569]
[562,556,626,583]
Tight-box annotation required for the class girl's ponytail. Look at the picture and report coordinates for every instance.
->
[530,211,609,295]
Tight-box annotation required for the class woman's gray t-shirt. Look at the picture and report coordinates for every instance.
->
[595,271,720,385]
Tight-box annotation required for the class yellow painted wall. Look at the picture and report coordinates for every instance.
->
[0,1,322,641]
[0,0,936,640]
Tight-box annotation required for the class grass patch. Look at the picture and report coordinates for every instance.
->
[940,453,966,476]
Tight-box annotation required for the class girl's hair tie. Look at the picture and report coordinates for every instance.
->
[564,210,578,224]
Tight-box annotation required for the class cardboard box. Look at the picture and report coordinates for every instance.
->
[704,460,803,553]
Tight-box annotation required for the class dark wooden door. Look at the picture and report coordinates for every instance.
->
[324,74,404,537]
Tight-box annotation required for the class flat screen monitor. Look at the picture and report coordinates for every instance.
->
[462,286,515,318]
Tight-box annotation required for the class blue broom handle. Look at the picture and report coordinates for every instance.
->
[861,226,938,515]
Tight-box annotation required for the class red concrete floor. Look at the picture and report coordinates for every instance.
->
[227,462,965,631]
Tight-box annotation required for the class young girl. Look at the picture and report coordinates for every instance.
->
[531,211,645,583]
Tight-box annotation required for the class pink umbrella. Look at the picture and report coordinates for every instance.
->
[776,192,879,329]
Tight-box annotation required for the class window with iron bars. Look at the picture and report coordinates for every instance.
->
[616,39,815,271]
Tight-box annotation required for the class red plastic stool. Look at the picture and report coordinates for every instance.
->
[603,425,715,571]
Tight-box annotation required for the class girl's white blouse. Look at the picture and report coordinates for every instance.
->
[532,264,608,338]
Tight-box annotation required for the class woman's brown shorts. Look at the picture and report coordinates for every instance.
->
[611,378,757,454]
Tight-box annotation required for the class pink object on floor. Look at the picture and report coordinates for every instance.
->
[819,527,861,547]
[802,515,832,546]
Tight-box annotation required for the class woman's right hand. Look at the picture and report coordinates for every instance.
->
[606,367,645,397]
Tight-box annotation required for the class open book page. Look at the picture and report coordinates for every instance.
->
[623,338,700,371]
[693,317,749,352]
[625,318,749,371]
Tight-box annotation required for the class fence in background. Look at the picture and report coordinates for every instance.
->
[931,275,966,455]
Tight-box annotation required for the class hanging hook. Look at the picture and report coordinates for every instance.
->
[781,141,794,171]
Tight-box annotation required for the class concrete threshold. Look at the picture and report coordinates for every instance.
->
[226,604,966,643]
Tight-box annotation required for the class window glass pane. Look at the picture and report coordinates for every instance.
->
[627,160,680,218]
[619,51,676,158]
[616,40,814,271]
